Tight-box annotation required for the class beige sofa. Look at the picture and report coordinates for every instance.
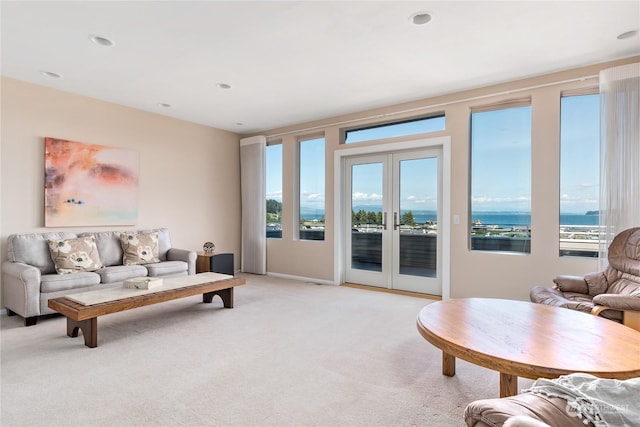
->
[2,228,196,326]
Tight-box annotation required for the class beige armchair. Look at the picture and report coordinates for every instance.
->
[530,227,640,331]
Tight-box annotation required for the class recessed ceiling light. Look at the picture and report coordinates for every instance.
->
[216,83,232,90]
[617,30,638,40]
[410,11,432,25]
[158,103,171,108]
[89,34,115,46]
[41,71,62,78]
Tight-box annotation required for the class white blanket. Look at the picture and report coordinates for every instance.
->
[522,373,640,427]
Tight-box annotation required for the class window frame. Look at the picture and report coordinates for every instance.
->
[296,134,326,241]
[558,88,600,258]
[468,98,533,254]
[266,139,283,239]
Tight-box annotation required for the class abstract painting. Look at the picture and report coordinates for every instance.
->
[44,137,139,226]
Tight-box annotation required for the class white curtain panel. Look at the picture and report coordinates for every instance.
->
[599,62,640,267]
[240,135,267,274]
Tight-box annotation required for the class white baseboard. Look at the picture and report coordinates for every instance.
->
[266,271,336,286]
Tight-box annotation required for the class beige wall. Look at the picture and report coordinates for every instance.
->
[259,57,639,300]
[0,77,242,308]
[2,56,638,308]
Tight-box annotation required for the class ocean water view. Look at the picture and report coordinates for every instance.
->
[468,212,599,227]
[290,209,601,256]
[301,210,599,227]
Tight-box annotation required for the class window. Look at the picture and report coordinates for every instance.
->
[298,136,325,240]
[470,101,532,253]
[559,92,600,257]
[266,142,282,238]
[344,114,445,144]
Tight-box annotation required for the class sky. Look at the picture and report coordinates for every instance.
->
[471,105,533,213]
[351,156,438,213]
[266,143,282,202]
[559,94,600,214]
[266,94,599,215]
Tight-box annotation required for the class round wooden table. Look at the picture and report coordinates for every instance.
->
[416,298,640,397]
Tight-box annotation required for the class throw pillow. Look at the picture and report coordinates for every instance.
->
[120,232,160,265]
[48,236,103,274]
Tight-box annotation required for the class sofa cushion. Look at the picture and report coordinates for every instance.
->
[40,272,101,293]
[95,265,148,284]
[606,276,640,296]
[145,261,188,277]
[530,286,622,322]
[79,231,123,267]
[7,232,77,274]
[530,286,594,313]
[79,228,173,266]
[120,232,160,265]
[139,228,172,261]
[48,236,103,274]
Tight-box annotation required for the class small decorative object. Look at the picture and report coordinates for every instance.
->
[123,277,163,290]
[203,241,215,254]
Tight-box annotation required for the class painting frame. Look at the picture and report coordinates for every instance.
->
[44,137,139,227]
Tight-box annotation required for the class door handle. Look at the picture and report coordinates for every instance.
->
[381,212,387,230]
[394,212,400,230]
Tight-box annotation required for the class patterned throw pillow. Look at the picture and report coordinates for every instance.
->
[120,232,160,265]
[48,236,103,274]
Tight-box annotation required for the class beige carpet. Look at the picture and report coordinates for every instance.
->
[1,273,532,426]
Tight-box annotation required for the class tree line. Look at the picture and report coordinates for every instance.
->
[352,209,415,226]
[267,199,417,226]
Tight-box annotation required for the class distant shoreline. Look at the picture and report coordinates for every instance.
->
[300,211,600,227]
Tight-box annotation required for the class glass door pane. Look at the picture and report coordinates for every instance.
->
[392,149,441,295]
[398,157,438,278]
[345,155,389,288]
[351,162,384,272]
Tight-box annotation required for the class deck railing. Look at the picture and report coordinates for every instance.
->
[266,230,596,258]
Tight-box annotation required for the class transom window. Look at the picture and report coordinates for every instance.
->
[344,114,445,144]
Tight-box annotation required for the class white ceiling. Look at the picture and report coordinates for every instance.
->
[2,1,639,134]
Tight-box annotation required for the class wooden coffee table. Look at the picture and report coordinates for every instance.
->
[48,272,245,348]
[416,298,640,397]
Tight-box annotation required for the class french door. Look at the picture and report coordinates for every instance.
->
[344,149,442,295]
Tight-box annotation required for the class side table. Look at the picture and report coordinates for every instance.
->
[196,252,234,275]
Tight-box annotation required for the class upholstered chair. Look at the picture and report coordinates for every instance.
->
[530,227,640,331]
